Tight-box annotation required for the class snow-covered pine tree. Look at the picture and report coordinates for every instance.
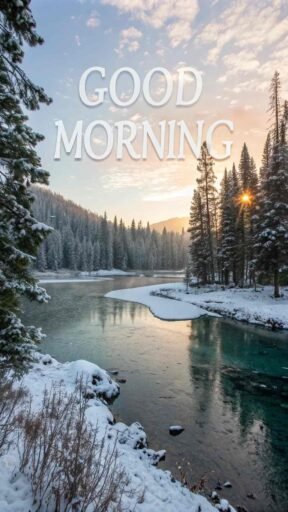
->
[219,169,234,285]
[196,142,218,283]
[259,133,271,187]
[188,190,209,284]
[254,72,288,297]
[238,143,251,285]
[230,163,241,284]
[0,1,52,370]
[247,157,258,285]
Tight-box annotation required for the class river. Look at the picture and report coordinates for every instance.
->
[23,276,288,512]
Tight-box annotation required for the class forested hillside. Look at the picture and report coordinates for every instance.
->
[32,187,188,272]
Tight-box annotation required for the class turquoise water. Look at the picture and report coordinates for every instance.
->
[23,277,288,512]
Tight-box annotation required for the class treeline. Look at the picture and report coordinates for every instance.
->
[33,188,188,272]
[188,72,288,297]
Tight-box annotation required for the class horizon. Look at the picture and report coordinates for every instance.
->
[24,0,288,224]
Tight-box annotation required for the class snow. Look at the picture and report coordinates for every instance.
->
[81,269,136,277]
[106,283,212,320]
[39,278,111,284]
[0,353,229,512]
[106,282,288,329]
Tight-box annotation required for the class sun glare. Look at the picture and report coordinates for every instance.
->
[240,192,252,205]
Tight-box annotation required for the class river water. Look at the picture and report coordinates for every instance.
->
[23,276,288,512]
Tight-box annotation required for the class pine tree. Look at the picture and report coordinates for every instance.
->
[188,190,209,284]
[259,133,271,187]
[254,72,288,297]
[195,142,218,283]
[219,169,233,285]
[230,163,241,284]
[0,1,52,369]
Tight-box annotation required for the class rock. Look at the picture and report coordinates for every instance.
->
[247,493,256,500]
[216,499,231,511]
[169,425,185,436]
[211,491,219,502]
[42,355,52,365]
[110,370,119,375]
[84,391,96,399]
[142,448,166,465]
[116,378,127,384]
[215,481,222,490]
[223,481,232,488]
[236,506,249,512]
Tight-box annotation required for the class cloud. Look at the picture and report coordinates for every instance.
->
[167,20,192,48]
[75,34,81,46]
[197,0,288,68]
[102,0,199,47]
[223,50,260,76]
[143,186,193,202]
[86,13,100,28]
[116,26,143,55]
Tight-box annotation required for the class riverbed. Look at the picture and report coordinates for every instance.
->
[23,276,288,512]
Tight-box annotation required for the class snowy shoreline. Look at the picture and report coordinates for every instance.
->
[0,353,230,512]
[106,282,288,330]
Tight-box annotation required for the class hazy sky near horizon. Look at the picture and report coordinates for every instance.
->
[25,0,288,224]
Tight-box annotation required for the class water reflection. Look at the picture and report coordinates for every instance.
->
[188,317,288,510]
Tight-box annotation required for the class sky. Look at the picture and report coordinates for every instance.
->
[24,0,288,225]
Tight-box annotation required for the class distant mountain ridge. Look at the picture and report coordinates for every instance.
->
[151,217,189,234]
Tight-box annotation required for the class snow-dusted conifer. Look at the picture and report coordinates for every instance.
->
[0,1,52,369]
[254,72,288,297]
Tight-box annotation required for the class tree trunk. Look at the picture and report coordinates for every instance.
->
[274,266,280,298]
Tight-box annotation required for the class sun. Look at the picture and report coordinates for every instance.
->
[240,192,252,205]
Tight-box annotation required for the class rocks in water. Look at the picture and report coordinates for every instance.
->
[215,481,222,491]
[223,481,232,488]
[169,425,185,436]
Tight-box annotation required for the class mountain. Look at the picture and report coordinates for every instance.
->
[151,217,189,234]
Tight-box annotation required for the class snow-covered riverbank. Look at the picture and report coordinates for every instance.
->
[0,353,230,512]
[106,283,214,320]
[106,283,288,329]
[35,269,137,284]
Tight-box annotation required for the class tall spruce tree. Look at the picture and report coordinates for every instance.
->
[196,142,218,283]
[188,190,209,284]
[0,2,52,369]
[254,72,288,297]
[219,169,236,285]
[230,163,241,284]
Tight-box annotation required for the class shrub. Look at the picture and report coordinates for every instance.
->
[0,376,27,455]
[18,379,131,511]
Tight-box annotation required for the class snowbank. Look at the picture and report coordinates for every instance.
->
[81,269,136,277]
[0,353,225,512]
[39,278,111,284]
[106,283,213,320]
[106,282,288,329]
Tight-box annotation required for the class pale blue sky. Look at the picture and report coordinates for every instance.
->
[24,0,288,224]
